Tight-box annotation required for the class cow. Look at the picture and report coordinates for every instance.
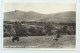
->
[52,33,62,41]
[11,36,19,42]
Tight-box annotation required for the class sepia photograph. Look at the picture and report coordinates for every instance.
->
[3,2,76,49]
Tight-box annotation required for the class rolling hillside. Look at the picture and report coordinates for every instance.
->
[4,10,76,23]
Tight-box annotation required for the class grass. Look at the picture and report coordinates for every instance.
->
[3,35,76,48]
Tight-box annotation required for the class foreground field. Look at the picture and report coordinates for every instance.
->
[3,35,76,48]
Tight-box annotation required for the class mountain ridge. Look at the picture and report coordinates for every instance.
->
[4,10,76,23]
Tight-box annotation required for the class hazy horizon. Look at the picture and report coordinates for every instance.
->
[4,2,76,14]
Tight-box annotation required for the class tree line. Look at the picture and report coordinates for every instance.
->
[3,21,76,37]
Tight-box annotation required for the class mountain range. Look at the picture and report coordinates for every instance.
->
[4,10,76,23]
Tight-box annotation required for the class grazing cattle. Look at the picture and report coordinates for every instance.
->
[8,25,19,42]
[11,36,19,42]
[52,35,58,41]
[56,34,61,38]
[53,34,62,41]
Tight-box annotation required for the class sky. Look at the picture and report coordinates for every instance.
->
[4,0,76,3]
[3,0,76,14]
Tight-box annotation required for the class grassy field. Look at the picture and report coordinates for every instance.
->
[3,35,76,48]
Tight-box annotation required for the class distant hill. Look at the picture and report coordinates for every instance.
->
[4,10,46,22]
[38,11,76,23]
[4,10,76,23]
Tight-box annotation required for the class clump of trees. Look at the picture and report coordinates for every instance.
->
[44,23,55,35]
[28,27,46,36]
[14,21,28,36]
[57,25,76,35]
[3,25,11,37]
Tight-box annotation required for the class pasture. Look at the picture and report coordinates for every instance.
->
[3,35,76,48]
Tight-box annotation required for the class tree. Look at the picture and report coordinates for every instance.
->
[14,21,27,36]
[21,21,26,24]
[36,27,45,36]
[44,23,54,35]
[28,27,37,36]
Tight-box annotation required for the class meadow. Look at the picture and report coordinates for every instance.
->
[3,35,75,48]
